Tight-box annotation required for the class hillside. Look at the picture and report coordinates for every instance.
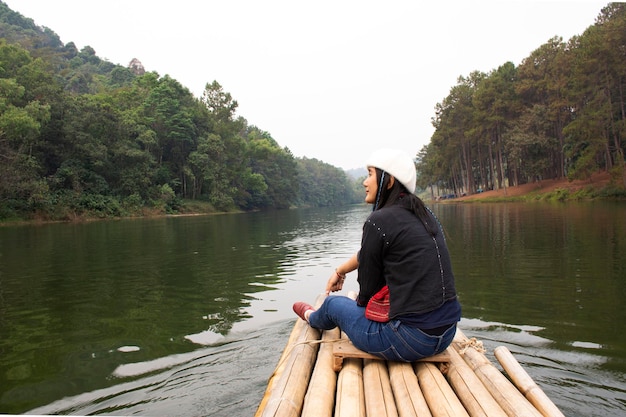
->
[0,2,362,221]
[456,171,611,201]
[416,4,626,202]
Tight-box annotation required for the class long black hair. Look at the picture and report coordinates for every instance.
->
[373,168,439,237]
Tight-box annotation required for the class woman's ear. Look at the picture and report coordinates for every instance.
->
[387,176,395,189]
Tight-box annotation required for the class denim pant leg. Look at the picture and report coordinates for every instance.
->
[308,295,457,362]
[379,320,457,361]
[308,295,382,353]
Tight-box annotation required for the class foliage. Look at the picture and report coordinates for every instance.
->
[9,2,622,221]
[0,2,358,220]
[296,157,362,207]
[418,3,626,198]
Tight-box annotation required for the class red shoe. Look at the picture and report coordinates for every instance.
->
[293,302,315,322]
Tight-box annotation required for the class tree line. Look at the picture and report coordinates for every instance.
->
[416,3,626,198]
[0,2,361,221]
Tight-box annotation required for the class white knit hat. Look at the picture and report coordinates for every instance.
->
[365,148,416,193]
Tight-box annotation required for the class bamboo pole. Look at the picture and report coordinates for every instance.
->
[362,359,397,417]
[494,346,564,417]
[260,323,321,417]
[415,362,470,417]
[388,361,432,417]
[335,293,365,417]
[335,358,366,417]
[255,318,308,417]
[455,341,543,417]
[301,327,341,417]
[445,346,508,417]
[258,294,325,417]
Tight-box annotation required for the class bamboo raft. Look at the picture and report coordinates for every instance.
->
[255,294,564,417]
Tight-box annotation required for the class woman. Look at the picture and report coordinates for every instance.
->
[293,148,461,362]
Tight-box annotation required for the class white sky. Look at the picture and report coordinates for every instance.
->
[5,0,606,170]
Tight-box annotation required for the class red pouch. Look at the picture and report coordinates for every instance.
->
[365,285,390,322]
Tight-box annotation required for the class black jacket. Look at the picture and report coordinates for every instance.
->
[356,198,457,319]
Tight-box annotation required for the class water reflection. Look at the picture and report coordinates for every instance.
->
[435,202,626,372]
[0,207,368,413]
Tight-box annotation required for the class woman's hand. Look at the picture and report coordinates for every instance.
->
[325,270,346,295]
[324,254,358,295]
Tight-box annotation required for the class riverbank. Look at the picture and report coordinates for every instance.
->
[451,171,625,202]
[0,199,226,227]
[2,171,624,227]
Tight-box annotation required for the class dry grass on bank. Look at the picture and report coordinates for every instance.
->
[443,171,621,202]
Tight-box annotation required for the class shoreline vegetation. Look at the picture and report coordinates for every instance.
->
[0,200,223,226]
[2,170,624,227]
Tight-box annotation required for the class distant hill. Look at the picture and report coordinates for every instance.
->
[0,1,364,220]
[345,167,366,180]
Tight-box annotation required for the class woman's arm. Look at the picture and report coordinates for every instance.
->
[325,253,358,294]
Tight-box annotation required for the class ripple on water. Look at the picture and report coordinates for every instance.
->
[460,318,626,417]
[28,320,293,416]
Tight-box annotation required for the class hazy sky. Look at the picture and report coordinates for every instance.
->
[5,0,606,169]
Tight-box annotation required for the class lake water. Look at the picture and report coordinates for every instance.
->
[0,203,624,416]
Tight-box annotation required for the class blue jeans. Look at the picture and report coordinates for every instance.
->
[308,295,456,362]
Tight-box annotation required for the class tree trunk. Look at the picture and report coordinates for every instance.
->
[488,134,497,191]
[496,124,507,195]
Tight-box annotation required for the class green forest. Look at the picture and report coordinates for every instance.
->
[0,2,362,221]
[416,3,626,198]
[1,3,625,222]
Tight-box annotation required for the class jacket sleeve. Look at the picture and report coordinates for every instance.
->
[356,217,386,306]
